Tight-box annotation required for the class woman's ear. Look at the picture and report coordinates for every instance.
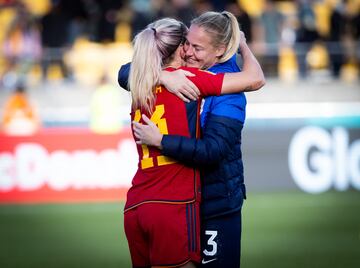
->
[215,45,226,58]
[173,45,184,65]
[179,44,186,59]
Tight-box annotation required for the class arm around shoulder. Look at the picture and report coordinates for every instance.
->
[239,41,266,91]
[221,37,265,94]
[161,114,243,165]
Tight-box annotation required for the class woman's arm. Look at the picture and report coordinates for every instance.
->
[221,33,265,94]
[133,114,242,165]
[161,32,265,96]
[118,38,264,99]
[118,62,131,91]
[118,62,201,101]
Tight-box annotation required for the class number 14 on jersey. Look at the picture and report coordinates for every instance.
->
[134,105,176,169]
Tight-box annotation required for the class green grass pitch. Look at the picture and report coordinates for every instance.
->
[1,191,359,268]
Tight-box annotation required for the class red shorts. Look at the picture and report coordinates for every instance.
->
[124,202,201,267]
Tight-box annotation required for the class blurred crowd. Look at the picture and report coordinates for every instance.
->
[0,0,359,134]
[0,0,359,84]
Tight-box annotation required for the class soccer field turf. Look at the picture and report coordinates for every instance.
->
[1,191,359,268]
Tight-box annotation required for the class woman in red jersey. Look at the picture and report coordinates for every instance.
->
[125,17,263,268]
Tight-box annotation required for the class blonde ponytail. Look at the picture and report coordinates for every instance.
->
[218,11,240,63]
[129,28,162,114]
[129,18,187,114]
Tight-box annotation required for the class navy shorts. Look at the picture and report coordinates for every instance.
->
[200,210,242,268]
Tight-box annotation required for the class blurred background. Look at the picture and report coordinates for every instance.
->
[0,0,359,267]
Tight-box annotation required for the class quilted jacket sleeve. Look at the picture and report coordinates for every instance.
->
[161,114,243,165]
[118,62,131,91]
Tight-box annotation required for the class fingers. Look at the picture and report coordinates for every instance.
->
[167,69,200,102]
[133,115,158,137]
[176,92,191,103]
[239,31,247,52]
[135,115,155,128]
[176,82,200,101]
[180,70,195,77]
[141,114,153,125]
[186,80,200,96]
[133,125,142,136]
[132,120,148,134]
[132,121,142,132]
[179,88,197,102]
[132,116,161,147]
[239,30,245,39]
[180,70,200,96]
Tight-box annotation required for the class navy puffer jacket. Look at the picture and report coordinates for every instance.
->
[162,113,245,219]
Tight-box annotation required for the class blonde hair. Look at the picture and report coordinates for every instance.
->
[129,18,187,113]
[191,11,240,63]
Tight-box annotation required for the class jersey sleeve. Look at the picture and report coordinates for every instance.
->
[181,67,224,97]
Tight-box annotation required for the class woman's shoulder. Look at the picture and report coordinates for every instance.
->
[209,54,240,73]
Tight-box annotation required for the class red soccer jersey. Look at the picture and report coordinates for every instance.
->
[124,67,224,211]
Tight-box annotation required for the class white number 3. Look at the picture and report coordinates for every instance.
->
[203,230,218,256]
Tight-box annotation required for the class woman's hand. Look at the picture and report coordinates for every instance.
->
[160,69,200,102]
[132,114,163,148]
[238,30,247,52]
